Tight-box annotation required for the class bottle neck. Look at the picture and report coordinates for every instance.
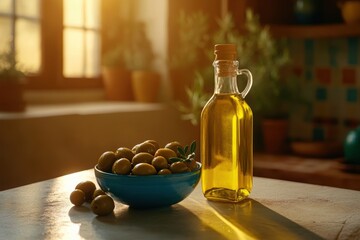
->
[213,60,240,94]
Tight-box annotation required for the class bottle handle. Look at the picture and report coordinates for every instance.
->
[237,69,253,98]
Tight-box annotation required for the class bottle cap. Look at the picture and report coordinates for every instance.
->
[214,44,237,61]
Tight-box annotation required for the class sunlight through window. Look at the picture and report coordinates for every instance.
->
[63,0,101,78]
[0,0,41,73]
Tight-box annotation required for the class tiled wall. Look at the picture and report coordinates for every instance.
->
[289,37,360,142]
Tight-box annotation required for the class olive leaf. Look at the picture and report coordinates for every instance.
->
[177,147,186,158]
[184,146,189,155]
[190,141,196,154]
[170,140,197,163]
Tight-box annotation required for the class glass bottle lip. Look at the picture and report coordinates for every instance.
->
[213,60,239,77]
[213,60,239,68]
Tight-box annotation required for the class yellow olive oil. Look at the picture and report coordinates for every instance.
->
[200,44,253,203]
[201,94,253,202]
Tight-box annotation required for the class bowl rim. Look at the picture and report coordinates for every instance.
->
[94,162,202,179]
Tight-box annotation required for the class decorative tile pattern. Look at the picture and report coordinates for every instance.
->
[315,87,327,101]
[348,37,359,65]
[346,88,358,102]
[342,68,356,85]
[288,37,360,142]
[315,68,331,84]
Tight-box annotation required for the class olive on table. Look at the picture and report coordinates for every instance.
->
[92,189,106,200]
[70,189,86,206]
[91,195,115,216]
[112,158,132,175]
[75,180,96,202]
[132,163,157,176]
[132,152,154,165]
[151,156,168,171]
[97,151,117,173]
[115,147,135,161]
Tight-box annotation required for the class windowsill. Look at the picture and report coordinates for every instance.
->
[0,101,166,120]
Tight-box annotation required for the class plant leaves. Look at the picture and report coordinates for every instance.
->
[184,146,189,155]
[177,147,186,157]
[169,157,184,163]
[190,141,196,153]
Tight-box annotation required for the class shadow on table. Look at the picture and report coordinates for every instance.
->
[69,204,227,239]
[207,199,324,240]
[68,198,323,239]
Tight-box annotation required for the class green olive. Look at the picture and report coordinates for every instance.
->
[158,168,172,175]
[112,158,132,175]
[132,144,140,152]
[70,189,86,206]
[97,151,117,173]
[75,181,96,202]
[132,163,157,176]
[115,147,135,161]
[154,148,177,163]
[91,195,115,216]
[132,152,154,165]
[135,142,157,155]
[170,161,189,173]
[165,141,183,156]
[186,159,198,171]
[143,140,160,151]
[92,189,106,200]
[151,156,168,171]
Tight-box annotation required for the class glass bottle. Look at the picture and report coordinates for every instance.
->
[200,44,253,203]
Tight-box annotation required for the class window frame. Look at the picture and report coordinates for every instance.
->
[26,0,103,90]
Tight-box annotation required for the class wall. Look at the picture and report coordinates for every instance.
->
[289,36,360,142]
[135,0,170,100]
[0,103,197,190]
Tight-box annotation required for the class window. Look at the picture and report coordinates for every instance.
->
[0,0,102,89]
[63,0,101,78]
[0,0,41,73]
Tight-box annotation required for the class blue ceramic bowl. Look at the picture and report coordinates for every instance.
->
[94,163,201,208]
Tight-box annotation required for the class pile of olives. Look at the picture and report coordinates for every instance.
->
[69,180,115,216]
[96,140,198,176]
[69,140,197,216]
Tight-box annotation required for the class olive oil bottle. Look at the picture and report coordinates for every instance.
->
[200,44,253,202]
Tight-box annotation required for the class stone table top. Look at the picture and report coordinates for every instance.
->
[1,169,359,240]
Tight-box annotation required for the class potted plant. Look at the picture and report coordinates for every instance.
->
[102,20,134,101]
[0,47,26,112]
[127,21,160,103]
[169,11,209,103]
[178,10,299,154]
[236,10,294,154]
[102,45,134,101]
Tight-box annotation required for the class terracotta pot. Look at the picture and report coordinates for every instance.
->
[102,67,133,101]
[339,1,360,24]
[0,81,26,112]
[132,70,160,102]
[262,118,289,154]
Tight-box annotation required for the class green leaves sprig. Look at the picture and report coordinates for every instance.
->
[169,141,196,163]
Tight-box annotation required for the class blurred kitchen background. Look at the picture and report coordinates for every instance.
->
[1,0,359,190]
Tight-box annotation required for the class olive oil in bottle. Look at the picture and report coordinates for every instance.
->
[200,44,253,203]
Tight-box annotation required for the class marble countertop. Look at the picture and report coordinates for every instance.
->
[1,169,359,240]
